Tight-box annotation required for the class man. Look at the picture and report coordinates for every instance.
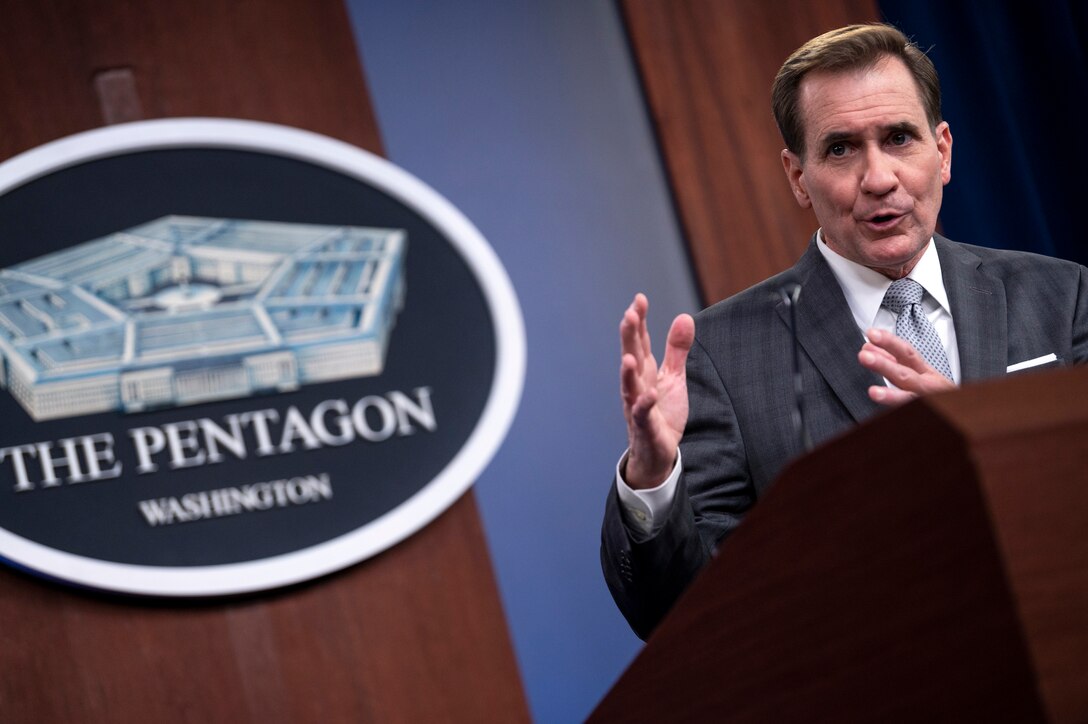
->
[602,23,1088,640]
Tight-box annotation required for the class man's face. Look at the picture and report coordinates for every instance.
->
[781,55,952,279]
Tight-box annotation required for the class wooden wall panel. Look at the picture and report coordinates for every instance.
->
[0,1,528,721]
[0,494,528,722]
[620,0,879,304]
[0,0,382,157]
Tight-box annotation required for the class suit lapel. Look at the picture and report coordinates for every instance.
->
[934,236,1008,382]
[779,242,884,423]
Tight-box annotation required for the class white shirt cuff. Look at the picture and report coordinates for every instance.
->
[615,449,682,538]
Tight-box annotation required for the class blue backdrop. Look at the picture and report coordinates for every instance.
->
[883,0,1088,266]
[346,2,697,721]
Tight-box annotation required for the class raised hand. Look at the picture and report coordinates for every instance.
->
[619,293,695,489]
[858,327,956,406]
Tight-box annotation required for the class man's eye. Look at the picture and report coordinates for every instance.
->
[890,132,909,145]
[828,143,847,157]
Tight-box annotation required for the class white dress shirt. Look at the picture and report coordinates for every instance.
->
[616,232,959,538]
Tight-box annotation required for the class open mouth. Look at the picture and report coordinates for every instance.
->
[863,212,904,230]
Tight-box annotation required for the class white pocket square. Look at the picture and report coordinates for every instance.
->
[1007,353,1058,373]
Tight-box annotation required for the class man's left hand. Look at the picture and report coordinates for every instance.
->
[858,328,956,406]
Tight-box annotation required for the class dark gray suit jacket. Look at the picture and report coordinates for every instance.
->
[602,235,1088,639]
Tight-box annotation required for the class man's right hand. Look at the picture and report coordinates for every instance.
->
[620,293,695,489]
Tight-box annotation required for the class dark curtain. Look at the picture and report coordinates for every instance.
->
[880,0,1088,266]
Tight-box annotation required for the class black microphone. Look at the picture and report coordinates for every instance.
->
[777,273,812,453]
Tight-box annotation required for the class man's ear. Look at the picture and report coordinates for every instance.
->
[935,121,952,186]
[781,149,811,209]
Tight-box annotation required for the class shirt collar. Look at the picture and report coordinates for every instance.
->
[815,230,950,329]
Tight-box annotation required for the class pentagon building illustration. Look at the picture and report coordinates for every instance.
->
[0,216,407,421]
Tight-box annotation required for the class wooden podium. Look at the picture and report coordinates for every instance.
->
[592,366,1088,723]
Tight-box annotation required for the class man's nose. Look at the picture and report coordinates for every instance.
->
[859,148,898,195]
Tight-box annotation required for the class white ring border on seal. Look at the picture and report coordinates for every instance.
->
[0,118,527,596]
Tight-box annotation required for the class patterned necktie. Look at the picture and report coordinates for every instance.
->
[880,278,953,381]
